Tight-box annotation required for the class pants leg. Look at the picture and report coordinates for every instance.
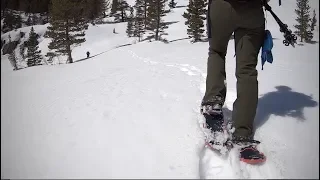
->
[202,0,235,105]
[232,5,265,137]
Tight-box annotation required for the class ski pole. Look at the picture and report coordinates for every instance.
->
[263,1,297,47]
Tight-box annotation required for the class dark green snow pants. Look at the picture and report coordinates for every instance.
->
[202,0,265,138]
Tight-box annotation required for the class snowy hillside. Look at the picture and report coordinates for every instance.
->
[1,0,319,179]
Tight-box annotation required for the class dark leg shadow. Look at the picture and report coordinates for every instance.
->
[221,85,318,130]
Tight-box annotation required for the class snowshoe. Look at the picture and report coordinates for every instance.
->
[239,145,266,164]
[200,102,266,164]
[201,103,232,154]
[233,136,266,164]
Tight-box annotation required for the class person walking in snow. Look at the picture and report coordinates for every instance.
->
[201,0,266,164]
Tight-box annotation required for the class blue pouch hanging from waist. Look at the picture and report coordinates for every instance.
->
[261,30,273,70]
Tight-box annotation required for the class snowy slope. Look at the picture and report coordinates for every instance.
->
[1,0,319,179]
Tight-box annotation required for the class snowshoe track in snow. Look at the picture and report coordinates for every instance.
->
[129,50,285,179]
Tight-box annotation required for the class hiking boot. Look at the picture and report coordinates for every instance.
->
[201,103,224,132]
[201,103,225,148]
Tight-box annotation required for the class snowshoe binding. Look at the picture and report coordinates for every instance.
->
[201,103,232,154]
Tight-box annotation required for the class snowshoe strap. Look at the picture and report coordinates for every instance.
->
[233,139,261,147]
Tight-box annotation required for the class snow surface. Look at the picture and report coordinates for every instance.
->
[1,0,319,179]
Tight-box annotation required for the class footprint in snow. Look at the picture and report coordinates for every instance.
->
[180,67,197,76]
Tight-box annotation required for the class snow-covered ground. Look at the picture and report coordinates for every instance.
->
[1,0,319,179]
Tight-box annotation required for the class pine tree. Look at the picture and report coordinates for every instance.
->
[169,0,177,9]
[102,0,111,18]
[310,9,317,31]
[183,0,207,42]
[46,0,88,63]
[133,0,145,41]
[26,27,43,67]
[126,7,134,37]
[8,35,18,70]
[83,0,109,24]
[294,0,311,42]
[40,12,50,24]
[111,0,119,15]
[114,0,130,22]
[146,0,168,41]
[305,9,317,42]
[9,50,18,71]
[32,14,38,25]
[143,0,148,29]
[132,0,148,29]
[19,42,26,61]
[26,15,32,26]
[2,9,22,33]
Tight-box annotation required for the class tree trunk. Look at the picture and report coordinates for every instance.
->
[139,32,141,42]
[155,1,160,41]
[121,10,124,22]
[46,12,49,23]
[66,19,73,63]
[144,0,147,29]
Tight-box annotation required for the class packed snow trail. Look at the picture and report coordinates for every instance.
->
[129,48,290,179]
